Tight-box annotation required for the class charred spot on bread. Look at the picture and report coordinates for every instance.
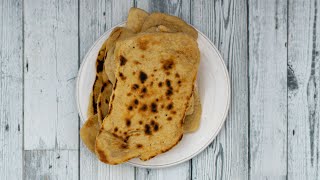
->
[96,60,104,73]
[139,120,143,125]
[120,56,127,66]
[114,127,118,132]
[144,124,152,135]
[166,89,173,96]
[119,72,126,80]
[167,117,172,121]
[140,104,147,111]
[151,103,157,113]
[128,106,133,111]
[162,59,174,70]
[136,144,143,148]
[141,87,147,93]
[166,79,171,87]
[113,79,118,90]
[139,71,148,83]
[126,119,131,127]
[175,73,180,78]
[154,124,159,131]
[132,84,139,90]
[121,144,128,149]
[167,103,173,110]
[134,99,139,105]
[150,120,155,125]
[100,83,107,93]
[92,93,97,112]
[105,99,109,104]
[158,82,163,87]
[127,92,132,96]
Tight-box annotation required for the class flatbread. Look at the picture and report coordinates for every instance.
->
[141,13,198,39]
[105,27,136,84]
[97,81,113,123]
[87,41,109,117]
[80,114,100,153]
[183,85,202,133]
[126,8,149,33]
[95,33,200,164]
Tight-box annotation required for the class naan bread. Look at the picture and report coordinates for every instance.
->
[95,33,200,164]
[126,8,149,33]
[141,13,198,39]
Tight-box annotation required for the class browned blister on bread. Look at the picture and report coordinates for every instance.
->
[95,33,200,164]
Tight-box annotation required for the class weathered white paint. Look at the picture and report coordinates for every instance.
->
[79,1,135,179]
[191,0,249,179]
[249,0,288,179]
[24,0,79,150]
[134,1,191,179]
[2,0,320,178]
[288,0,320,179]
[0,0,23,179]
[24,150,78,180]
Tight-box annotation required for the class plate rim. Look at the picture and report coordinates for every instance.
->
[76,22,231,169]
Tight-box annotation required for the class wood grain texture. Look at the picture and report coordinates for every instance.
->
[135,1,191,179]
[24,0,79,150]
[79,1,135,179]
[288,0,320,179]
[249,0,288,179]
[0,0,23,179]
[191,0,249,179]
[24,150,78,180]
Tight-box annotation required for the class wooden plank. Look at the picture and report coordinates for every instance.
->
[134,1,191,179]
[288,0,320,179]
[191,0,249,179]
[249,0,287,179]
[79,1,135,179]
[24,0,79,150]
[24,150,78,180]
[0,0,23,179]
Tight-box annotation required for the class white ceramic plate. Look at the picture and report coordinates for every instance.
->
[76,22,230,168]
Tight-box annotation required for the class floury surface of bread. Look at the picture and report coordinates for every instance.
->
[95,33,200,164]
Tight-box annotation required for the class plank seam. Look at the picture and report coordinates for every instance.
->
[286,0,289,179]
[246,0,251,180]
[77,0,80,179]
[22,0,25,179]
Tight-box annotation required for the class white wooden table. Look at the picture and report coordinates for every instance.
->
[1,0,319,179]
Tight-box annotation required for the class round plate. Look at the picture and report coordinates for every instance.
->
[76,22,230,168]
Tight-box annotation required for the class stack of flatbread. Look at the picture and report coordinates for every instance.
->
[80,8,202,165]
